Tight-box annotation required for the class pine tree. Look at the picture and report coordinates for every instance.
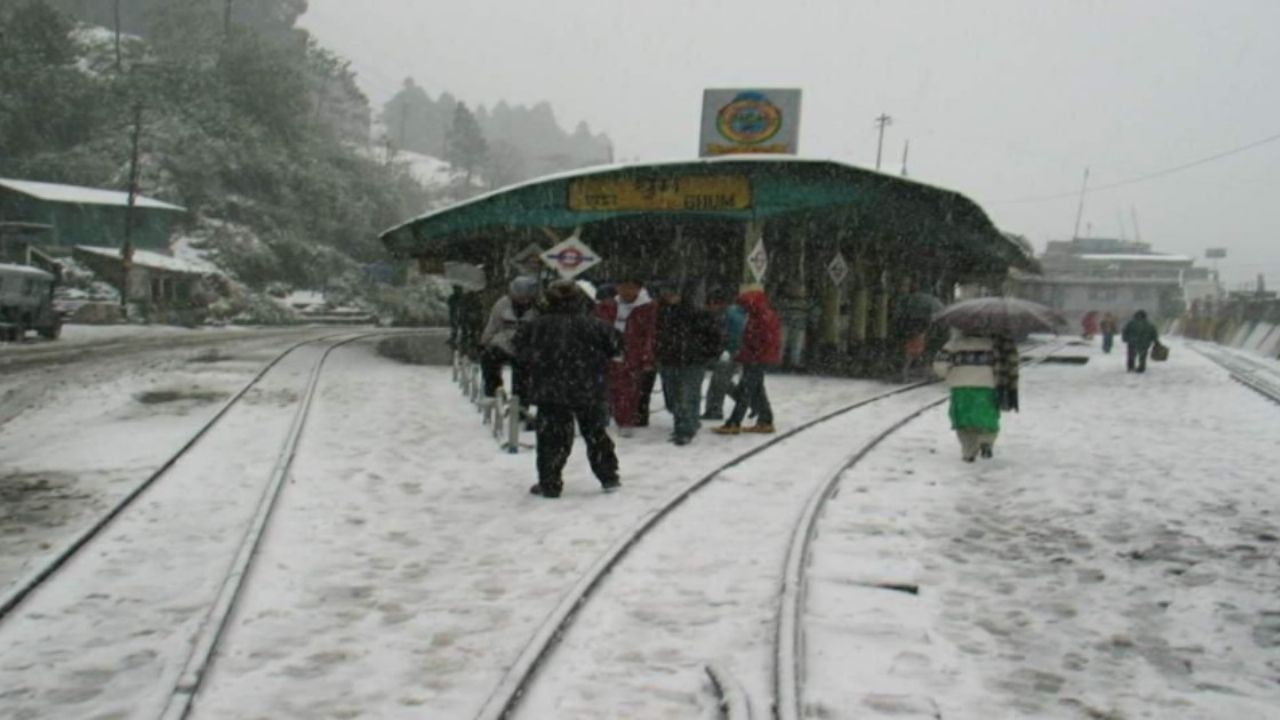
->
[445,101,487,184]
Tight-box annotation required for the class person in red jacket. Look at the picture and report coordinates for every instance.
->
[594,277,657,437]
[714,289,782,434]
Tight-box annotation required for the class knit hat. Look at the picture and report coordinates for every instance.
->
[509,275,540,299]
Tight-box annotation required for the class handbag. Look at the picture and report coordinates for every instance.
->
[1151,342,1170,362]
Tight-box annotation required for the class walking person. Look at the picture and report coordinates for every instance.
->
[1081,310,1100,340]
[1100,312,1119,354]
[514,281,623,498]
[480,276,540,403]
[1122,309,1159,373]
[933,331,1021,462]
[714,289,782,435]
[655,281,723,445]
[702,287,747,421]
[594,277,657,437]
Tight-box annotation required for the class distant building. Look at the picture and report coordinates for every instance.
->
[72,246,221,324]
[0,178,186,252]
[1009,237,1220,325]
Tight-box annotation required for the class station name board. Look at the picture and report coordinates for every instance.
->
[567,176,752,212]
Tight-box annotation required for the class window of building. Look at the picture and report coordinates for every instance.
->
[1133,286,1154,300]
[1088,286,1117,301]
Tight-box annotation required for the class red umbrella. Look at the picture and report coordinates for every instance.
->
[933,296,1067,336]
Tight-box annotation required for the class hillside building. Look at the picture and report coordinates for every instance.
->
[0,178,186,252]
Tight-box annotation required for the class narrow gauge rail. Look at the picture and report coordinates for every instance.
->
[475,341,1068,720]
[771,344,1073,720]
[0,326,331,374]
[0,330,351,620]
[0,331,409,720]
[161,331,402,720]
[1189,342,1280,403]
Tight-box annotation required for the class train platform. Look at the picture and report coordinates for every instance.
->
[0,333,1276,719]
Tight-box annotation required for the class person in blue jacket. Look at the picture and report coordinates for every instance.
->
[701,287,747,421]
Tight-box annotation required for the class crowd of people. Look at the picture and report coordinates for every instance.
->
[450,276,783,498]
[452,276,1169,491]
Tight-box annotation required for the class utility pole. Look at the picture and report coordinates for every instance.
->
[113,0,122,72]
[900,139,910,177]
[224,0,234,41]
[1130,205,1142,243]
[121,101,143,313]
[1071,167,1090,240]
[874,113,893,171]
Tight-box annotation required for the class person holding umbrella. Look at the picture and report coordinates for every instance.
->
[933,330,1020,462]
[931,296,1057,461]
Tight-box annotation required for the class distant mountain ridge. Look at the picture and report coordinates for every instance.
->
[382,78,613,189]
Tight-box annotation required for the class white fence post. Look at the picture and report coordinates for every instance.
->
[505,395,522,453]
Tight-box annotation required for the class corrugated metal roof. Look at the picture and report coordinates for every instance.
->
[0,178,185,212]
[74,246,218,274]
[0,263,55,280]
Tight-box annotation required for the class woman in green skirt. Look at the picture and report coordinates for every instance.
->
[932,331,1019,462]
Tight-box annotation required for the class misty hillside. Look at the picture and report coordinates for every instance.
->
[1,0,612,323]
[382,78,614,189]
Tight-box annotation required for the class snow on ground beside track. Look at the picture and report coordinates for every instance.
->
[0,347,326,720]
[0,333,327,593]
[807,338,1280,719]
[6,333,1278,719]
[192,344,903,720]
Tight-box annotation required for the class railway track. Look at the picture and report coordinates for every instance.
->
[0,326,332,374]
[475,341,1069,719]
[0,330,408,720]
[1188,342,1280,403]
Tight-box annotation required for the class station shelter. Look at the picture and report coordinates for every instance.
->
[380,157,1036,374]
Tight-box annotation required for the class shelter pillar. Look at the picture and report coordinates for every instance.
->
[873,263,889,341]
[820,271,841,348]
[849,254,869,343]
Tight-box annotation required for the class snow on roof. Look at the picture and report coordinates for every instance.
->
[382,154,950,238]
[75,246,220,275]
[0,178,186,212]
[0,263,55,280]
[1077,254,1193,263]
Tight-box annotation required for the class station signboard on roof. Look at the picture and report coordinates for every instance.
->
[567,175,751,212]
[700,88,802,157]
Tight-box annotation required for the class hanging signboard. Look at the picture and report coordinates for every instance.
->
[507,242,545,276]
[540,236,602,279]
[1205,248,1228,259]
[700,88,802,157]
[827,252,849,286]
[568,175,751,212]
[747,238,769,282]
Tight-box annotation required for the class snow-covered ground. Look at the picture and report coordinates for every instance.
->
[0,336,1277,719]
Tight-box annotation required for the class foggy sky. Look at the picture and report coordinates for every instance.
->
[301,0,1280,288]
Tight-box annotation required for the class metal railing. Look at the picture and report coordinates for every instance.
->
[453,350,523,453]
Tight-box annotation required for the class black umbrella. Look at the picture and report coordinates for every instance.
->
[933,296,1066,336]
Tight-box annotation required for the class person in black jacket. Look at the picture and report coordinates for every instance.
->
[655,281,724,445]
[515,280,623,498]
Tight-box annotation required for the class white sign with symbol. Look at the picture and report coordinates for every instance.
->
[540,236,602,279]
[747,238,768,282]
[827,252,849,286]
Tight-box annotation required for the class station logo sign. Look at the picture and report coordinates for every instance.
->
[700,89,801,157]
[541,235,602,279]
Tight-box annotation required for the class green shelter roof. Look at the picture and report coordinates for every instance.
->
[380,156,1033,272]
